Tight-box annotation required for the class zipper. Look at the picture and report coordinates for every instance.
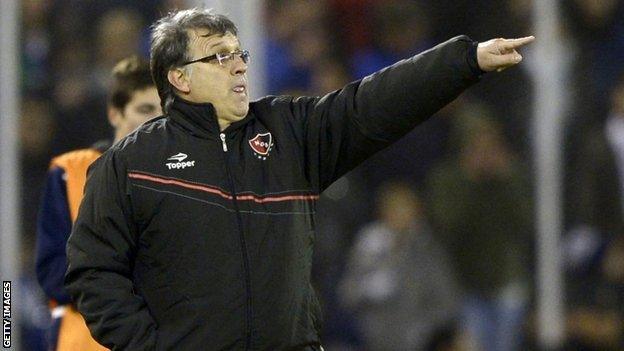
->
[220,132,253,349]
[220,133,228,152]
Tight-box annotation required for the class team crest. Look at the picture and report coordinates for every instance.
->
[248,132,273,160]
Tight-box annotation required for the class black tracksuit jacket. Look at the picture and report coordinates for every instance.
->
[65,35,483,350]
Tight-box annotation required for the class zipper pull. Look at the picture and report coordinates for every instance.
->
[220,133,228,152]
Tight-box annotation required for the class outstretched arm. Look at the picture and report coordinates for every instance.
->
[288,35,533,191]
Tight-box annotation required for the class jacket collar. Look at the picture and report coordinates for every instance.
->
[168,97,254,139]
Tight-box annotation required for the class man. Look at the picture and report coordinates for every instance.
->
[36,56,161,351]
[65,8,533,351]
[563,74,624,350]
[339,181,461,350]
[427,108,532,351]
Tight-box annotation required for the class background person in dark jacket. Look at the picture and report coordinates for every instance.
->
[427,106,532,351]
[563,73,624,351]
[64,7,533,351]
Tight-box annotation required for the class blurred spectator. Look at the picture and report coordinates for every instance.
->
[91,8,145,94]
[563,0,624,121]
[427,105,532,351]
[339,181,461,351]
[350,0,432,79]
[22,0,52,95]
[565,76,624,274]
[265,0,342,94]
[566,237,624,351]
[564,75,624,350]
[564,235,624,351]
[20,97,56,239]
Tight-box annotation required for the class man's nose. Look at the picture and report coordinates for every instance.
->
[231,56,248,75]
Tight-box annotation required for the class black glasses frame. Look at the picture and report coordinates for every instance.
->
[182,50,250,66]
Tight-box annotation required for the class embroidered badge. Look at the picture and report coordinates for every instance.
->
[248,132,273,160]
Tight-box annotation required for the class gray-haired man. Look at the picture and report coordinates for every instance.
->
[65,7,533,351]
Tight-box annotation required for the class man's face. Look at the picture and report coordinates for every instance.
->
[111,86,161,139]
[184,30,249,126]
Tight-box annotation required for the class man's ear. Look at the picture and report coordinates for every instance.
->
[108,106,123,129]
[168,68,191,94]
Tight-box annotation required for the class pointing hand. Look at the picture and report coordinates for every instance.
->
[477,36,535,72]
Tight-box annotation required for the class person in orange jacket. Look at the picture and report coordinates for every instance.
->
[35,55,161,351]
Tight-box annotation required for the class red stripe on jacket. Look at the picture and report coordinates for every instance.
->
[128,172,319,203]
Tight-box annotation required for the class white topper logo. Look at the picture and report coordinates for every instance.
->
[166,152,195,169]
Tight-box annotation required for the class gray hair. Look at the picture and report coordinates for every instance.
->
[150,8,238,113]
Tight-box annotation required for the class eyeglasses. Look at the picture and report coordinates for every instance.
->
[182,50,250,66]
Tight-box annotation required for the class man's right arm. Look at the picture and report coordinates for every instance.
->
[65,151,157,350]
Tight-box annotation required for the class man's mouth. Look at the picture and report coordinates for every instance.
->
[232,84,246,94]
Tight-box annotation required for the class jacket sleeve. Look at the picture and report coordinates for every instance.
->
[35,166,73,305]
[290,35,482,191]
[64,150,157,350]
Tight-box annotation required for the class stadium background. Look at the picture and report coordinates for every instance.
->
[2,0,624,350]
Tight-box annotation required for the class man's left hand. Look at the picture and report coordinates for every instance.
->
[477,36,535,72]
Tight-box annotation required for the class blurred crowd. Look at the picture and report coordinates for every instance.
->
[15,0,624,350]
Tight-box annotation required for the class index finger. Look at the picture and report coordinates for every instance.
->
[499,36,535,50]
